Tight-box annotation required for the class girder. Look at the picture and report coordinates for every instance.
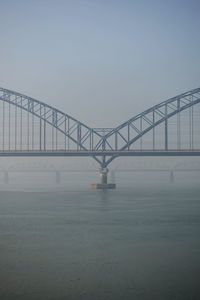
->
[0,150,199,157]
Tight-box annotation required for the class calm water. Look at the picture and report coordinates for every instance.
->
[0,185,200,300]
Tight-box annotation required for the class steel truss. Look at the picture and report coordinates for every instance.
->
[0,87,200,168]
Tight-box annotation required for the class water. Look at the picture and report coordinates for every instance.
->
[0,185,200,300]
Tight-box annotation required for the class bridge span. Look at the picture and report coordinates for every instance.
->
[0,150,200,157]
[0,87,200,188]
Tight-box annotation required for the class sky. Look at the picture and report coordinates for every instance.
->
[0,0,200,128]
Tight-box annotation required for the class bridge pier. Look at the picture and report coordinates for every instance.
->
[110,170,116,184]
[92,168,116,189]
[4,171,9,184]
[55,171,61,184]
[169,171,174,184]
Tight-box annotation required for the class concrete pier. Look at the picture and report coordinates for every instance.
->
[169,171,174,184]
[56,171,61,184]
[4,171,9,184]
[92,168,116,189]
[110,170,116,184]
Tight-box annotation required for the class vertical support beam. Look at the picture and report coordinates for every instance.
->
[140,117,142,150]
[189,94,194,150]
[39,105,42,151]
[91,131,94,151]
[44,106,46,151]
[77,124,81,151]
[56,121,58,151]
[128,124,130,150]
[177,98,181,150]
[189,105,192,149]
[56,126,58,150]
[27,101,29,150]
[90,131,92,150]
[115,132,118,150]
[64,116,67,150]
[32,103,34,150]
[68,118,70,150]
[52,124,54,150]
[20,98,22,150]
[52,110,58,150]
[165,104,168,150]
[15,102,17,150]
[54,111,58,151]
[191,104,194,149]
[153,109,155,150]
[8,102,10,150]
[3,100,5,151]
[102,137,105,151]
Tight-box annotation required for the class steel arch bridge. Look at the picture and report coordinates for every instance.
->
[0,86,200,186]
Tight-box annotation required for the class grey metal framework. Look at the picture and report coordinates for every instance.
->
[0,86,200,169]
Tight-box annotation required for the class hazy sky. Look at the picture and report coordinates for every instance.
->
[0,0,200,127]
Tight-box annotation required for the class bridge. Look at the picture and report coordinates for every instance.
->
[0,86,200,188]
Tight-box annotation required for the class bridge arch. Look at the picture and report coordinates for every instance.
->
[104,87,200,166]
[1,86,200,169]
[0,87,102,152]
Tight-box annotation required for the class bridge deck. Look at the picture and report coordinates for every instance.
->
[0,150,200,156]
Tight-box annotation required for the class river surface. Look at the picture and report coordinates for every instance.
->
[0,184,200,300]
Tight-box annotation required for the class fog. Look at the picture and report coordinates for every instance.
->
[0,0,200,127]
[1,2,200,299]
[0,156,200,191]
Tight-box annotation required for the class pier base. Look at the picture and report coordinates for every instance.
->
[92,168,116,189]
[92,183,116,189]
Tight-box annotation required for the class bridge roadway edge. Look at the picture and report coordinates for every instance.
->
[0,150,200,157]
